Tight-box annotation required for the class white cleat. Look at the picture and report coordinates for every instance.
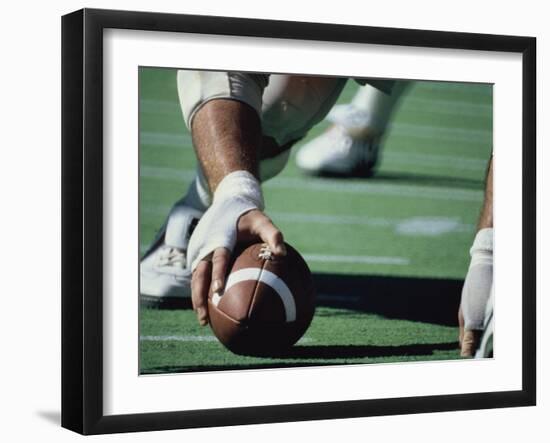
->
[295,125,381,177]
[295,104,384,177]
[140,201,203,308]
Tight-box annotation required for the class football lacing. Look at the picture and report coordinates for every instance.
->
[157,246,187,268]
[259,245,274,260]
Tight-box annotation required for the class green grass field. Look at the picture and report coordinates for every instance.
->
[139,68,492,374]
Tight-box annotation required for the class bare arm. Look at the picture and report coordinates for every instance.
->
[192,99,261,191]
[189,99,285,325]
[477,158,493,230]
[459,156,493,356]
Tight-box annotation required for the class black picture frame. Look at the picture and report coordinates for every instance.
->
[61,8,536,435]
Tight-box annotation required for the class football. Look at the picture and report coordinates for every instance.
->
[207,242,315,355]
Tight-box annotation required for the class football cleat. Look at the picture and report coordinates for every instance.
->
[140,201,203,308]
[295,124,381,177]
[295,103,384,177]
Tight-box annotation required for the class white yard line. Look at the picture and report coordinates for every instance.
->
[140,132,191,147]
[140,335,218,342]
[413,82,492,96]
[386,122,491,144]
[140,96,492,118]
[140,335,314,343]
[265,213,474,235]
[267,177,483,202]
[141,205,474,237]
[401,96,492,117]
[140,165,484,202]
[139,243,410,267]
[271,212,393,227]
[382,151,488,171]
[141,205,390,227]
[140,99,181,115]
[140,117,491,149]
[139,131,489,172]
[140,166,196,181]
[140,136,489,170]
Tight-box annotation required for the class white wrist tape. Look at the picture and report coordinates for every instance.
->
[187,171,264,271]
[469,227,493,264]
[461,228,494,330]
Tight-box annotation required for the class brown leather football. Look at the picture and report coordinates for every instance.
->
[208,242,315,355]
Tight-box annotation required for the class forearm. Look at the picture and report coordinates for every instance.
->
[191,99,262,193]
[186,98,285,326]
[177,70,268,193]
[459,155,494,354]
[477,157,493,230]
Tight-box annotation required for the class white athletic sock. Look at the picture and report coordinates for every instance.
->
[351,82,408,130]
[187,171,264,270]
[327,82,407,139]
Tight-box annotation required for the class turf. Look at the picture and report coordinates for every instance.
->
[138,68,492,374]
[140,307,459,373]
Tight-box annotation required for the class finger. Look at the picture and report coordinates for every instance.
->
[458,305,465,348]
[210,247,230,296]
[257,219,286,256]
[191,259,212,326]
[237,210,287,255]
[460,329,482,358]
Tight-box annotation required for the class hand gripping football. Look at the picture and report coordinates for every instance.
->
[208,242,316,355]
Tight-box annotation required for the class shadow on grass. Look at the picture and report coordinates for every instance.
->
[373,171,485,190]
[311,169,485,189]
[252,341,459,359]
[313,273,463,326]
[142,341,459,373]
[140,273,464,327]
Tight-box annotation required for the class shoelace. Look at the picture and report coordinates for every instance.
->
[328,125,379,162]
[157,246,187,268]
[326,126,353,154]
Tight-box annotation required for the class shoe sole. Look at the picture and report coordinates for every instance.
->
[301,161,377,179]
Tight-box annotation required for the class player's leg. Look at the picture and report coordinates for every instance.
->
[261,74,348,148]
[459,157,493,357]
[188,75,348,324]
[295,81,407,177]
[140,72,347,308]
[140,71,269,307]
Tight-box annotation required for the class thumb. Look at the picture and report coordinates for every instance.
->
[258,220,286,256]
[460,329,482,357]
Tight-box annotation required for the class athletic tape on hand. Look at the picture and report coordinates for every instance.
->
[461,228,494,330]
[187,171,264,271]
